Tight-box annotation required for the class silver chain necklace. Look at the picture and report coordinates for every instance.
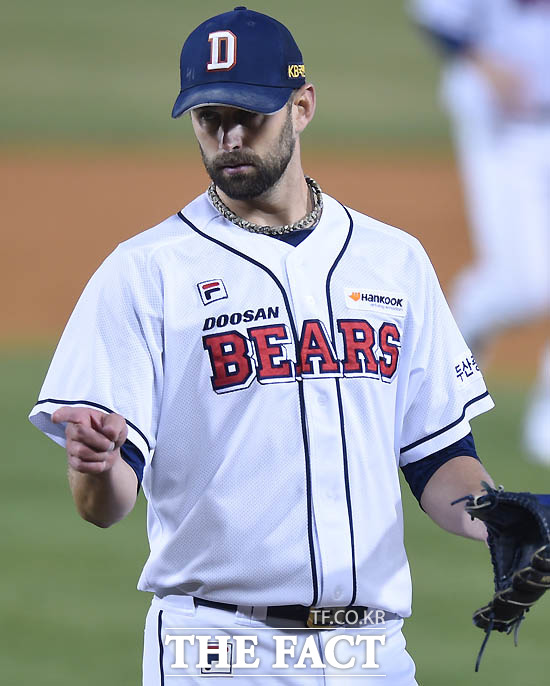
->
[207,176,323,236]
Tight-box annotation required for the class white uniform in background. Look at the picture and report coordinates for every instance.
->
[411,0,550,463]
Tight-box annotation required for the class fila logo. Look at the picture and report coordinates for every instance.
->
[207,30,237,71]
[197,279,228,305]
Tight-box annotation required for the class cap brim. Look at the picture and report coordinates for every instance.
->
[172,83,293,118]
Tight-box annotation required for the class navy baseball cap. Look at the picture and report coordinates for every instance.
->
[172,6,306,118]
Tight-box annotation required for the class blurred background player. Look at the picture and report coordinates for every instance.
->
[410,0,550,464]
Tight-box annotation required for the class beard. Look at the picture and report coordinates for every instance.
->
[199,108,296,200]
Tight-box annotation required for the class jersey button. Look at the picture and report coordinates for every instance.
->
[333,586,343,600]
[306,295,315,306]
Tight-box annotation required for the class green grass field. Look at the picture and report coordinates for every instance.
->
[2,350,548,685]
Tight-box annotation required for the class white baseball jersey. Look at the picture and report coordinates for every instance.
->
[29,191,493,617]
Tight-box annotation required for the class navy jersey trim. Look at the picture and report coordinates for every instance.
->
[400,391,490,454]
[178,211,321,604]
[157,609,165,686]
[298,383,319,605]
[34,398,150,450]
[325,203,357,604]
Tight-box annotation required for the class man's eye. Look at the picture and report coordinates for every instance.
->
[198,111,219,124]
[238,112,261,126]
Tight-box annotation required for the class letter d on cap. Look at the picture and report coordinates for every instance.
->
[207,31,237,71]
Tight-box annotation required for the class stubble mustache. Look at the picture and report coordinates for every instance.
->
[212,151,259,170]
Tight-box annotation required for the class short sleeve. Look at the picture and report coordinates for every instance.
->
[398,249,493,465]
[29,245,164,463]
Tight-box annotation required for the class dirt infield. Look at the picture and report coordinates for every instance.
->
[3,149,546,375]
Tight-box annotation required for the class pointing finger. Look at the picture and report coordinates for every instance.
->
[52,406,85,424]
[52,406,104,426]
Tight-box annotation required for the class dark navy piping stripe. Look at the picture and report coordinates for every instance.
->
[335,383,357,605]
[400,391,491,454]
[298,382,319,607]
[178,213,299,340]
[177,211,318,606]
[158,609,165,686]
[325,203,354,338]
[326,203,357,605]
[34,398,151,451]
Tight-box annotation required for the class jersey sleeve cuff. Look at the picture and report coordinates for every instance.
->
[400,391,494,465]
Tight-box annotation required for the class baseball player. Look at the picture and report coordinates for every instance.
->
[30,7,497,684]
[410,0,550,464]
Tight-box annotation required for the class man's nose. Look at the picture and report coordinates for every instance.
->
[220,123,244,151]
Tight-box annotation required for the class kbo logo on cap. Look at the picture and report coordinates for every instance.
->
[207,31,237,71]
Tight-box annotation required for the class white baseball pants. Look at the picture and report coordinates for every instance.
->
[142,595,418,685]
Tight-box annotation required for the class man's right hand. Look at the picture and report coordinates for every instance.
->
[52,407,137,527]
[52,406,128,475]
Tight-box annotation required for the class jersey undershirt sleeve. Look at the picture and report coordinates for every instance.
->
[401,431,479,505]
[120,439,146,487]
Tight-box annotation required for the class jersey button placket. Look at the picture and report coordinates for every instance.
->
[305,384,354,607]
[284,252,355,607]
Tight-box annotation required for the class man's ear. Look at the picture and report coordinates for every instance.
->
[292,84,316,134]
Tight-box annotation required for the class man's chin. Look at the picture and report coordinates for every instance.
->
[213,174,267,200]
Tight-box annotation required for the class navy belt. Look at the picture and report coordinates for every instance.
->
[193,597,399,627]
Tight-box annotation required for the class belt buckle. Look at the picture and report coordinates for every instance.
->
[306,607,344,629]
